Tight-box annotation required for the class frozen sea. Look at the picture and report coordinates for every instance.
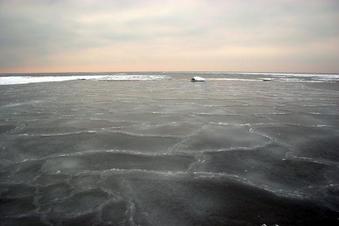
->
[0,72,338,226]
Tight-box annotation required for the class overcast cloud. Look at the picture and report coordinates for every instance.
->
[0,0,338,73]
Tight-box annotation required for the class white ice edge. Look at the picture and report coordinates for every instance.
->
[207,77,338,82]
[236,72,339,79]
[1,72,338,85]
[206,78,259,82]
[0,75,169,85]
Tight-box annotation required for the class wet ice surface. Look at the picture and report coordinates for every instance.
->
[0,73,339,226]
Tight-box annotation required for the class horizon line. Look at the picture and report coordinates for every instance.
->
[0,70,338,75]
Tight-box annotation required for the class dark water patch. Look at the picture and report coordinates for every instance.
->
[100,200,129,226]
[0,124,16,134]
[0,215,48,226]
[125,173,339,226]
[255,125,337,146]
[60,212,100,226]
[0,183,35,198]
[256,125,339,162]
[198,145,338,195]
[296,136,339,162]
[317,185,339,212]
[0,196,36,217]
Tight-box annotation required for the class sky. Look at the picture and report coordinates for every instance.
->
[0,0,338,73]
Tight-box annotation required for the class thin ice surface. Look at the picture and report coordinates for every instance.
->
[0,72,339,226]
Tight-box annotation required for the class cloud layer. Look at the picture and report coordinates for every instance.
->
[0,0,338,73]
